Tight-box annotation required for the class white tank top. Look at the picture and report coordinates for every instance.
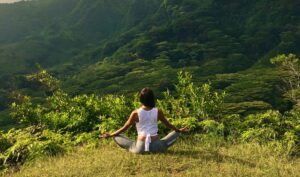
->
[136,107,158,136]
[136,107,159,151]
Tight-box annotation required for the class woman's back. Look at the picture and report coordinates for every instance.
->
[101,87,189,154]
[136,108,158,137]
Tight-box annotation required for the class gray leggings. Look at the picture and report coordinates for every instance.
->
[113,131,179,154]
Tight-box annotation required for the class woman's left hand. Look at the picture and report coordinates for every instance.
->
[99,133,112,139]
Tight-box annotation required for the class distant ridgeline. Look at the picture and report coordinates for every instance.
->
[0,0,299,117]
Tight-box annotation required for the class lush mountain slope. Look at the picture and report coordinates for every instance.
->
[0,0,300,117]
[62,0,300,110]
[0,0,161,74]
[0,0,162,111]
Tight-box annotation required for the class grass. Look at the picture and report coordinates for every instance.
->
[2,137,300,177]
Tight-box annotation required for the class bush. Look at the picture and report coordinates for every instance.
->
[235,109,300,155]
[157,71,226,133]
[241,128,277,143]
[199,119,224,137]
[0,133,12,153]
[10,90,131,134]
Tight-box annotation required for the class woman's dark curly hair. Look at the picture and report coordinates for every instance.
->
[139,88,155,108]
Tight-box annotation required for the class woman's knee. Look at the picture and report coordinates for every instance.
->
[161,131,180,147]
[113,135,134,150]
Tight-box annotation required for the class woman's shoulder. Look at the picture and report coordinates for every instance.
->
[135,107,161,113]
[132,109,139,114]
[129,110,139,122]
[153,108,163,115]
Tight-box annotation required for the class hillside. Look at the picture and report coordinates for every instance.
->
[4,139,300,177]
[0,0,300,123]
[0,0,162,116]
[61,0,300,112]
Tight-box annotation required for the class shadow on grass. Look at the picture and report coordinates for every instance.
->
[166,149,257,168]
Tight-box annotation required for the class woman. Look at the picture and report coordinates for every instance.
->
[101,88,189,153]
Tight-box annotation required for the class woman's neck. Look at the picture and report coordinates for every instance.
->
[141,105,153,111]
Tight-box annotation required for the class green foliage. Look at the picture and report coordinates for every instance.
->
[170,117,199,131]
[223,101,273,116]
[282,131,299,155]
[220,114,242,138]
[10,91,131,134]
[156,71,226,134]
[199,120,224,137]
[10,66,132,134]
[237,110,300,155]
[26,66,60,94]
[1,69,300,172]
[158,71,226,120]
[10,96,43,126]
[270,54,300,105]
[1,69,135,170]
[241,128,277,143]
[0,127,68,169]
[242,110,282,130]
[0,0,299,118]
[270,54,299,66]
[73,132,100,148]
[0,133,12,153]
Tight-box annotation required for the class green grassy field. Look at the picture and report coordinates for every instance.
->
[3,137,300,177]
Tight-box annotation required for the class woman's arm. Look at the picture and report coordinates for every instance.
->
[158,110,189,133]
[101,110,138,138]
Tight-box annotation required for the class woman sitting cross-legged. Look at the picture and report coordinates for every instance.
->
[100,88,189,154]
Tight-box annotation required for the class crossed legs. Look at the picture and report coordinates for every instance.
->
[113,131,180,153]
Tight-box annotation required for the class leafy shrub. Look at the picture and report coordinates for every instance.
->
[10,96,44,126]
[157,71,226,133]
[10,89,131,134]
[73,132,100,148]
[241,128,277,143]
[199,119,224,136]
[0,133,12,153]
[282,131,299,155]
[242,110,282,131]
[270,54,300,105]
[236,109,299,154]
[220,114,242,138]
[26,65,60,94]
[1,128,39,168]
[169,117,199,131]
[0,127,72,169]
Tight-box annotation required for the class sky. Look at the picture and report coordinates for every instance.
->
[0,0,22,3]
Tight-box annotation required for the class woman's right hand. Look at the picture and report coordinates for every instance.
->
[178,127,189,133]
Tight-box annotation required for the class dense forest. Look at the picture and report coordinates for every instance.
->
[0,0,299,175]
[0,0,299,113]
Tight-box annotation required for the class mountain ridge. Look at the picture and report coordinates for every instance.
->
[0,0,299,117]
